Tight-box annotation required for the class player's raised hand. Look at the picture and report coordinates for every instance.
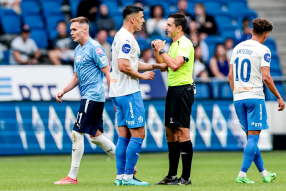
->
[277,98,285,111]
[56,90,65,103]
[141,71,155,81]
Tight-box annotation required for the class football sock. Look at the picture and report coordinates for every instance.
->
[240,135,259,173]
[124,137,143,181]
[68,131,84,180]
[179,140,193,180]
[167,141,180,178]
[261,170,268,177]
[253,145,266,174]
[90,134,116,159]
[115,136,130,177]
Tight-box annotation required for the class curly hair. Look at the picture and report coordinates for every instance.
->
[252,18,273,36]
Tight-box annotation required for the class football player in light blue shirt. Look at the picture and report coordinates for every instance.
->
[54,17,115,185]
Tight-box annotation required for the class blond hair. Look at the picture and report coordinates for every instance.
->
[70,16,89,25]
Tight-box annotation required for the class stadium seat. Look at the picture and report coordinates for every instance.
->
[221,25,238,42]
[112,15,124,31]
[270,54,282,76]
[42,0,62,17]
[204,1,222,14]
[104,2,119,15]
[30,28,48,48]
[265,83,285,101]
[137,38,150,50]
[23,13,44,29]
[211,11,232,34]
[204,36,225,59]
[221,83,233,99]
[264,37,277,55]
[46,13,65,40]
[0,9,21,34]
[227,0,248,13]
[107,36,114,45]
[70,1,81,18]
[234,9,258,27]
[39,0,63,4]
[2,49,10,65]
[211,81,232,99]
[21,0,40,16]
[194,83,211,99]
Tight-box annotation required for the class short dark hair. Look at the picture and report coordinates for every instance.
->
[122,5,144,20]
[252,18,273,36]
[168,13,187,31]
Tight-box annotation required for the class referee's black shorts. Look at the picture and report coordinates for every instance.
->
[164,84,194,129]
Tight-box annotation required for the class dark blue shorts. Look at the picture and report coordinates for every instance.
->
[73,99,104,136]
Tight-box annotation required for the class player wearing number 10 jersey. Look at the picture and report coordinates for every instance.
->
[229,18,285,184]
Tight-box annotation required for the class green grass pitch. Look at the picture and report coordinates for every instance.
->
[1,152,286,190]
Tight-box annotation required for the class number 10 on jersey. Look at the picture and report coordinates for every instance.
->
[234,57,251,82]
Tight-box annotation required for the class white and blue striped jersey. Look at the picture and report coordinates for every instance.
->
[74,38,109,102]
[230,39,271,101]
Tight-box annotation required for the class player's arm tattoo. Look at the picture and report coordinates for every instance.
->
[152,64,159,69]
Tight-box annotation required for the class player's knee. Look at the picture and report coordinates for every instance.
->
[72,130,83,144]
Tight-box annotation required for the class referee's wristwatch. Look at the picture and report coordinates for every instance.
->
[159,49,165,55]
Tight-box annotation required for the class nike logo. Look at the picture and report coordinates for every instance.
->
[72,149,76,152]
[136,153,139,156]
[126,40,130,42]
[181,152,187,154]
[106,147,113,152]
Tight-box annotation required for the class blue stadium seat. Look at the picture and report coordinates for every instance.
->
[121,0,135,7]
[112,15,123,31]
[23,13,44,29]
[70,1,82,18]
[264,37,277,55]
[265,83,285,101]
[270,54,282,76]
[221,25,238,42]
[30,28,48,48]
[204,1,222,14]
[104,2,119,15]
[46,13,65,39]
[21,0,40,16]
[212,11,232,34]
[221,83,233,99]
[194,83,210,99]
[234,9,258,27]
[137,38,150,50]
[227,0,248,13]
[42,0,62,17]
[39,0,63,4]
[0,9,21,34]
[107,36,114,45]
[211,81,232,99]
[2,49,10,65]
[204,36,225,59]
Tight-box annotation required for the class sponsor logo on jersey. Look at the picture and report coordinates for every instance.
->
[96,47,104,55]
[126,120,135,125]
[122,44,131,53]
[264,53,271,62]
[233,86,253,92]
[82,55,86,62]
[170,118,174,123]
[99,55,108,63]
[111,78,118,83]
[251,122,262,127]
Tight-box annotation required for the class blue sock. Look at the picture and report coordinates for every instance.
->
[240,135,259,173]
[253,146,265,172]
[125,137,143,175]
[116,136,130,175]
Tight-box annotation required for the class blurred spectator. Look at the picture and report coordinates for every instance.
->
[190,32,209,62]
[0,43,3,63]
[96,4,116,37]
[188,21,198,34]
[49,22,76,65]
[235,18,251,40]
[146,5,167,38]
[193,46,209,80]
[193,3,217,39]
[177,0,193,23]
[134,1,148,38]
[77,0,100,22]
[225,38,234,60]
[77,0,100,37]
[1,0,21,14]
[134,1,143,8]
[238,25,252,43]
[9,25,40,65]
[139,49,155,64]
[95,30,111,61]
[209,44,229,77]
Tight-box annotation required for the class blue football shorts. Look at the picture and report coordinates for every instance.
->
[112,91,146,129]
[73,99,104,136]
[234,98,269,133]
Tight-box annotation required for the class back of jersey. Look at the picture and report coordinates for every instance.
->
[230,39,271,101]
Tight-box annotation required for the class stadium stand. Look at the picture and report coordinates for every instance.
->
[0,0,284,100]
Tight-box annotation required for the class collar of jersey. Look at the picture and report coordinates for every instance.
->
[79,37,91,48]
[171,35,185,46]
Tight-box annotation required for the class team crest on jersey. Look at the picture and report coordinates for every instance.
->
[264,53,271,62]
[82,55,86,62]
[122,44,131,53]
[96,47,104,55]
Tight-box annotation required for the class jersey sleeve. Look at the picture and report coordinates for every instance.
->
[260,47,271,68]
[93,46,109,69]
[117,37,132,60]
[177,41,193,62]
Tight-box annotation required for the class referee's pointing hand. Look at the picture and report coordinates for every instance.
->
[141,71,155,81]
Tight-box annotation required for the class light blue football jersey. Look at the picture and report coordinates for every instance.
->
[74,38,109,102]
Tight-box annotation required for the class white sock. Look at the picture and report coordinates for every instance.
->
[239,171,246,178]
[68,131,84,180]
[123,174,133,181]
[116,174,124,180]
[261,170,268,177]
[90,134,116,159]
